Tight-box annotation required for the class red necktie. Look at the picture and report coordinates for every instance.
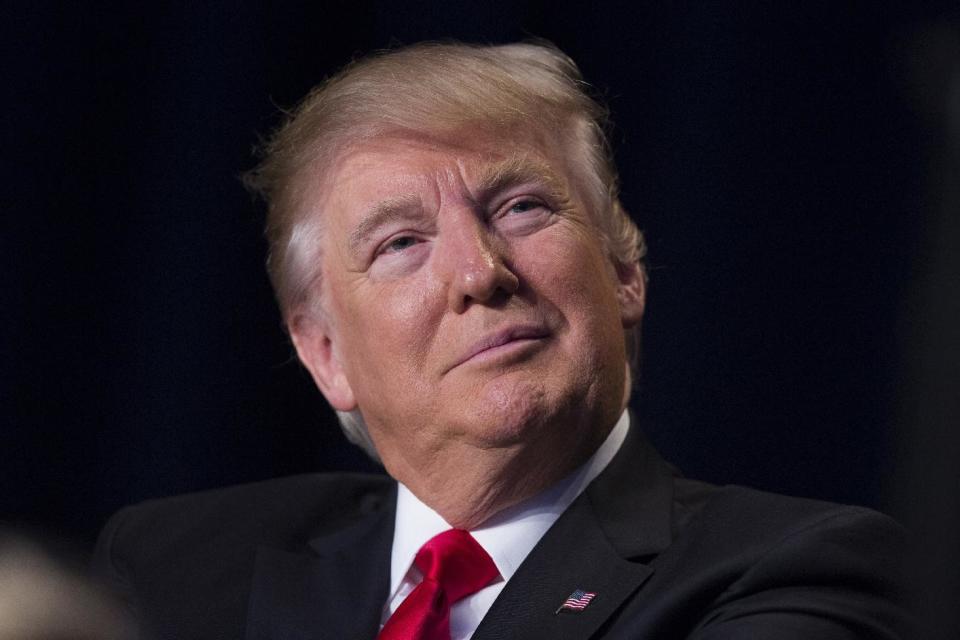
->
[378,529,499,640]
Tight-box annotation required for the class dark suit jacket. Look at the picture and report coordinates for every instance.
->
[93,426,910,639]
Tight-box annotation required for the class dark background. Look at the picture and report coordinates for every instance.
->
[3,3,958,632]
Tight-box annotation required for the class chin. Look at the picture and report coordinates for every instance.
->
[458,376,583,449]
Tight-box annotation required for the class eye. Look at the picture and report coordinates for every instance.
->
[506,199,545,215]
[380,235,421,255]
[493,197,553,236]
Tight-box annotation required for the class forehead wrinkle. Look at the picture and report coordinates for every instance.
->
[469,153,568,203]
[347,193,424,254]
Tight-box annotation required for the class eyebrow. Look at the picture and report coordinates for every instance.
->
[347,194,424,255]
[470,155,567,204]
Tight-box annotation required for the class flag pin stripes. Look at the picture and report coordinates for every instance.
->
[555,589,597,614]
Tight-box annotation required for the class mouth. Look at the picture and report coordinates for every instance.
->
[449,324,551,371]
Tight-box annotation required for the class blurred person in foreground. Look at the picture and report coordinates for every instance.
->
[0,533,133,640]
[93,41,909,639]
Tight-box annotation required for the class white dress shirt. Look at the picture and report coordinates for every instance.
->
[382,410,630,639]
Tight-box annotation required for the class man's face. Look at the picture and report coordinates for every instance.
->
[292,126,644,481]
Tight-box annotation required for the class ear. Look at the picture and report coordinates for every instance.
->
[616,261,646,328]
[288,310,357,412]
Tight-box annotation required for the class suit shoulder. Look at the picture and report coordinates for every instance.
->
[663,480,906,581]
[671,474,896,527]
[111,472,392,527]
[95,473,393,572]
[92,473,393,639]
[699,484,904,542]
[641,484,911,637]
[665,483,906,598]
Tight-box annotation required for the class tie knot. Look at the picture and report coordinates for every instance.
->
[414,529,499,604]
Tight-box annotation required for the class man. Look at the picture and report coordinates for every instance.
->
[94,42,909,639]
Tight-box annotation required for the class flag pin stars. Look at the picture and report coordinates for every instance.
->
[555,589,597,614]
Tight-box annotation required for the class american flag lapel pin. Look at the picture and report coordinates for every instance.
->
[555,588,597,614]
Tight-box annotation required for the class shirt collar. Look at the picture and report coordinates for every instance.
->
[389,410,630,597]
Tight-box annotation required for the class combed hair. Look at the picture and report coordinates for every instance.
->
[244,41,647,460]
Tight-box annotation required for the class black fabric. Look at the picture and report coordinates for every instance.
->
[93,427,910,639]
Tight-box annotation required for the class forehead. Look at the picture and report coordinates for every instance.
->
[333,129,568,197]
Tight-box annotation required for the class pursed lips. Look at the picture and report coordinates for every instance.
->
[448,324,551,372]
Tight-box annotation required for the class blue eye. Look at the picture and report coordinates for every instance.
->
[508,200,541,214]
[383,236,419,254]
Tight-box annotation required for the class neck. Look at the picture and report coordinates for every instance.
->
[381,413,617,529]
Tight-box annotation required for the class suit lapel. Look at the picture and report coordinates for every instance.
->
[471,496,653,640]
[473,421,677,640]
[245,483,397,640]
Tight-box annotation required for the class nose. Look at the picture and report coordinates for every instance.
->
[438,213,519,313]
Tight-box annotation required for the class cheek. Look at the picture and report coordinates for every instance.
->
[518,232,626,369]
[337,278,444,376]
[523,232,620,317]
